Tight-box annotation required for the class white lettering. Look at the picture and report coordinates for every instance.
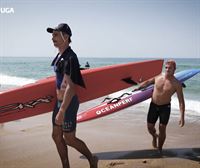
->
[96,111,101,115]
[109,105,114,110]
[113,102,120,108]
[121,100,126,104]
[0,7,14,14]
[105,107,110,111]
[96,97,133,115]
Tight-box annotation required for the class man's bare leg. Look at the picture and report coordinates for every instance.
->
[64,131,98,168]
[52,126,70,168]
[147,123,158,148]
[158,124,167,153]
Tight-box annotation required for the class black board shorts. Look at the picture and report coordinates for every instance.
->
[52,95,79,132]
[147,102,171,125]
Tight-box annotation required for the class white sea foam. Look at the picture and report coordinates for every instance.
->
[171,96,200,115]
[143,97,200,117]
[0,74,36,87]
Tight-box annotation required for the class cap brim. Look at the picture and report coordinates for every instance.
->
[47,28,54,33]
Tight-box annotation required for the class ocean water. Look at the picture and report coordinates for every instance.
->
[0,57,199,121]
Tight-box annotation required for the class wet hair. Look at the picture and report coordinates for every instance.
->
[166,59,176,70]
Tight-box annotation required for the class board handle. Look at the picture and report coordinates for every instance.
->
[121,77,137,85]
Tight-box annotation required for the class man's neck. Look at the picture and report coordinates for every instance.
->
[165,73,174,80]
[58,44,69,55]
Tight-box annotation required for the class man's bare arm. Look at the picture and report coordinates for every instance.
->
[176,82,185,127]
[55,74,75,125]
[134,76,156,91]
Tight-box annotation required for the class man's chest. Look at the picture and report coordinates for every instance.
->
[155,78,175,93]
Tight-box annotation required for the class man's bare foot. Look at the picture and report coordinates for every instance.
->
[90,155,98,168]
[152,134,158,148]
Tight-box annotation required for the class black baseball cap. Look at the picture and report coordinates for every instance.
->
[47,23,72,36]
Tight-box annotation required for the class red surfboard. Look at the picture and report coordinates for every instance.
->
[0,59,163,123]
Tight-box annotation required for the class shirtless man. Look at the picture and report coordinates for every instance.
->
[47,23,98,168]
[136,60,185,153]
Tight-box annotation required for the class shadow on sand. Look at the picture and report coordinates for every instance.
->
[81,148,200,162]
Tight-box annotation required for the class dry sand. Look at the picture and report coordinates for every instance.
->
[0,103,200,168]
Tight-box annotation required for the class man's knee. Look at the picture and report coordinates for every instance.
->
[159,124,166,130]
[52,129,63,143]
[147,123,155,133]
[52,133,60,142]
[63,132,76,146]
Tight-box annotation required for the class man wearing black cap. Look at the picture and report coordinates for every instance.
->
[47,23,98,168]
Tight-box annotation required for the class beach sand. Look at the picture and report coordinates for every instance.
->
[0,102,200,168]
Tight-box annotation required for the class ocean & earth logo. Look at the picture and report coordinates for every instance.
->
[0,7,14,14]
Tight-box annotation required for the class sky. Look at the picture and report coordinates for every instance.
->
[0,0,200,58]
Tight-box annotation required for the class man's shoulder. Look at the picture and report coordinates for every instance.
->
[63,47,78,61]
[155,74,164,80]
[174,77,182,87]
[68,47,77,57]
